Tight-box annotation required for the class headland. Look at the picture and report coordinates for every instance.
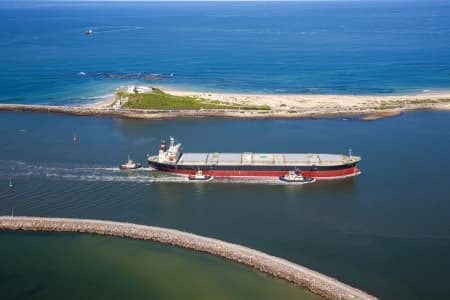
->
[0,216,377,300]
[0,87,449,120]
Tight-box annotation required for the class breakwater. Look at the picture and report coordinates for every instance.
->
[0,103,357,120]
[0,103,290,119]
[1,102,447,121]
[0,216,377,300]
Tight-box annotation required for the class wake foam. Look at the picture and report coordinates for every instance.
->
[0,160,305,186]
[0,160,182,184]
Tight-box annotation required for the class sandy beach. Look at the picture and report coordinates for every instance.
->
[164,87,450,118]
[1,88,450,121]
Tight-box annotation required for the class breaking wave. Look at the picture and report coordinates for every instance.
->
[94,26,144,34]
[80,94,113,100]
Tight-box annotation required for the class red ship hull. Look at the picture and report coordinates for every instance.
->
[154,165,360,180]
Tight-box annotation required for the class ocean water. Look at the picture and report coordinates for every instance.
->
[1,1,450,105]
[2,1,450,299]
[1,110,450,299]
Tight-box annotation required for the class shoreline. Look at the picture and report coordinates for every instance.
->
[1,88,449,120]
[0,216,378,300]
[164,87,450,120]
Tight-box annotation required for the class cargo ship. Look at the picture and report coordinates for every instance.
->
[147,137,361,179]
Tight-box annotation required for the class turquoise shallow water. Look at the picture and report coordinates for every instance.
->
[0,111,450,299]
[1,1,450,104]
[0,231,321,300]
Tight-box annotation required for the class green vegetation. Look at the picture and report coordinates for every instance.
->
[406,99,438,105]
[405,98,450,105]
[373,97,450,110]
[119,88,271,110]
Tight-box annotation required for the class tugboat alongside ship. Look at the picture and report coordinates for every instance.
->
[146,136,361,182]
[119,156,142,170]
[279,170,315,184]
[188,170,214,182]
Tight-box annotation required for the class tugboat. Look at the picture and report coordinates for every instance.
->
[119,156,142,170]
[188,170,213,182]
[85,28,95,35]
[279,170,316,184]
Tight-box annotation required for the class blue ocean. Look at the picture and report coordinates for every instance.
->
[2,2,450,299]
[1,1,450,105]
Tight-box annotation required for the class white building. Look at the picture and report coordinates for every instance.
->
[127,85,153,94]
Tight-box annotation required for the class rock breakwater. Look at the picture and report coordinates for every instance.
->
[0,216,377,300]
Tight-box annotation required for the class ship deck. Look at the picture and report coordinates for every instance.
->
[173,152,360,166]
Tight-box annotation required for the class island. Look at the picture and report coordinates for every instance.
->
[1,85,449,121]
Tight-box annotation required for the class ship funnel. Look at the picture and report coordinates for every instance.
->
[160,140,166,151]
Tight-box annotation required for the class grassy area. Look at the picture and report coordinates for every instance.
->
[119,88,271,110]
[404,99,438,105]
[372,97,450,110]
[405,98,450,105]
